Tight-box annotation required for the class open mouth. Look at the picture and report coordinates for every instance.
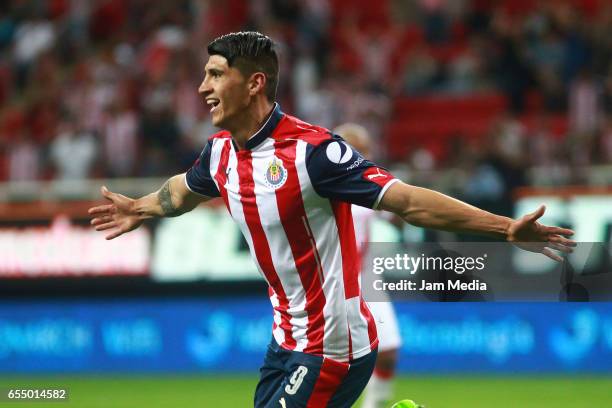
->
[206,99,220,113]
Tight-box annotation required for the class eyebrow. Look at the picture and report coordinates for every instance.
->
[205,67,224,75]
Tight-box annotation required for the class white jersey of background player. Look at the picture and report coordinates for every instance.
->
[334,123,402,408]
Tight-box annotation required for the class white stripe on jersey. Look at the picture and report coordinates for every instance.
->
[269,291,285,344]
[209,137,224,192]
[347,205,377,355]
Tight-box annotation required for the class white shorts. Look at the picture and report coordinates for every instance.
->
[368,300,402,352]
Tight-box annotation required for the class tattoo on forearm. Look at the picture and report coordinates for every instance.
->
[158,180,184,217]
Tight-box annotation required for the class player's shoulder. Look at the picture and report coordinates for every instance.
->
[274,114,334,147]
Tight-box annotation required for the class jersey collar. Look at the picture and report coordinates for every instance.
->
[243,103,283,150]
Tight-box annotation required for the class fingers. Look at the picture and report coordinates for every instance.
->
[547,242,573,254]
[549,234,577,247]
[88,204,114,215]
[89,185,125,240]
[545,226,575,237]
[528,205,546,222]
[101,185,116,202]
[90,215,113,226]
[542,247,564,262]
[94,221,117,231]
[105,229,125,240]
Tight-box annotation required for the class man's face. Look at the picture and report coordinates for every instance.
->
[199,55,250,129]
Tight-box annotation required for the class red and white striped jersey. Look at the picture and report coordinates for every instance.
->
[185,104,398,362]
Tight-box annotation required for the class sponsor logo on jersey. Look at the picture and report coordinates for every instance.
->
[326,141,353,164]
[265,157,288,189]
[346,156,364,171]
[362,167,393,187]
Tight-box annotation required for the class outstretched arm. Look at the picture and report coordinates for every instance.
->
[89,173,212,240]
[378,181,575,261]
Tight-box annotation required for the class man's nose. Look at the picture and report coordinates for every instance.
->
[198,80,212,95]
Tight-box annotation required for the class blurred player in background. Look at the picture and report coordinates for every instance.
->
[89,32,575,407]
[335,123,402,408]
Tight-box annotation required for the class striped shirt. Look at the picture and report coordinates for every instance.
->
[186,104,398,362]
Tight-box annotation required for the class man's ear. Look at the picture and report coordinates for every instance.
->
[248,72,267,97]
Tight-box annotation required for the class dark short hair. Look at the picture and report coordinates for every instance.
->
[207,32,279,102]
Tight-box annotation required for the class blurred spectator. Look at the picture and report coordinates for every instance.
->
[49,119,97,180]
[398,46,439,95]
[420,0,450,44]
[527,114,558,168]
[494,113,526,165]
[64,52,120,135]
[293,69,337,128]
[12,9,56,88]
[88,0,127,43]
[489,7,531,113]
[446,34,489,94]
[604,69,612,115]
[599,116,612,164]
[569,69,602,135]
[186,109,218,157]
[8,129,40,182]
[103,100,138,177]
[346,25,400,91]
[173,55,200,137]
[591,4,612,77]
[465,123,527,217]
[295,0,331,76]
[139,87,180,176]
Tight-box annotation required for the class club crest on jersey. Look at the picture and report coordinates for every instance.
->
[264,157,288,189]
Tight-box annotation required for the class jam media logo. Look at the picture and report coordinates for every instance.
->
[264,157,288,189]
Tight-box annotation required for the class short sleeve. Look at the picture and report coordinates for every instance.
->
[185,139,221,197]
[305,134,398,209]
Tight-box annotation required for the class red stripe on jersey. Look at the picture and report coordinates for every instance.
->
[330,201,360,299]
[236,150,296,349]
[306,358,349,407]
[274,140,326,355]
[213,140,232,213]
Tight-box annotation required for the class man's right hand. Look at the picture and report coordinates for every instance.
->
[89,186,144,240]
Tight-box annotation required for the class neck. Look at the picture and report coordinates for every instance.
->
[230,99,275,150]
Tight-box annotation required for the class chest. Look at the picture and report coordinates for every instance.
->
[219,146,317,227]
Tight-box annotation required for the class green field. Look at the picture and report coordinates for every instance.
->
[1,375,611,407]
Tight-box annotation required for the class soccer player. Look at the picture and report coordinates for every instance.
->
[89,32,575,407]
[335,123,402,408]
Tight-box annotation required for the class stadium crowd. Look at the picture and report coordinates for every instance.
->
[0,0,610,206]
